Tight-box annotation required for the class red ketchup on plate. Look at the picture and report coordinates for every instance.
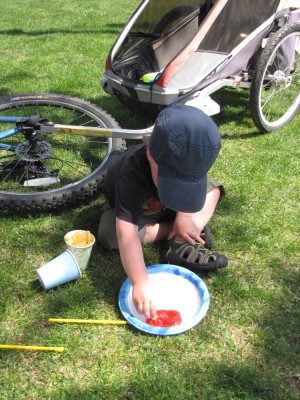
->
[146,310,182,327]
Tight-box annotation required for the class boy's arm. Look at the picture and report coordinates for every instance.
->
[116,217,156,318]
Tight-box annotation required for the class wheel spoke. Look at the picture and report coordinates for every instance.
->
[0,93,125,213]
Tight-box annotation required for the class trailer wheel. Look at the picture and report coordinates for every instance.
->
[250,22,300,132]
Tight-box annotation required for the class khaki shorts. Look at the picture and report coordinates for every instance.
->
[98,178,223,250]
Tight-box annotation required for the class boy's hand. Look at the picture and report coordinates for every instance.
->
[168,213,204,245]
[132,281,156,319]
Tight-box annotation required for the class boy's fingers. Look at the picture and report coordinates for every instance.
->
[134,300,144,315]
[142,302,151,319]
[194,234,205,245]
[149,301,156,319]
[135,301,156,319]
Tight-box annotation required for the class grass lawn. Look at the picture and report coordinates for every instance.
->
[0,1,299,399]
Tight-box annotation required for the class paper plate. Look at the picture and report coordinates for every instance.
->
[118,264,210,336]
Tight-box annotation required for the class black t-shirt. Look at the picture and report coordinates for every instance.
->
[100,144,167,225]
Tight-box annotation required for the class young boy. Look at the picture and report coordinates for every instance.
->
[98,105,227,318]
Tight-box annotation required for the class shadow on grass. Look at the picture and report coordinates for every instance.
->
[93,95,154,130]
[212,193,257,250]
[211,89,266,139]
[0,25,125,37]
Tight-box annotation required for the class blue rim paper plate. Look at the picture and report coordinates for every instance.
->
[118,264,210,336]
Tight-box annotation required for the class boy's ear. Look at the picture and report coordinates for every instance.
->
[146,147,156,166]
[146,146,151,160]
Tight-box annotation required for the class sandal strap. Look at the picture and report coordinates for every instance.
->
[175,242,217,265]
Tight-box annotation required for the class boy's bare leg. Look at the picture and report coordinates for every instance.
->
[138,220,173,243]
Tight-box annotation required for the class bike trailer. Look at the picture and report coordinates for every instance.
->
[101,0,300,127]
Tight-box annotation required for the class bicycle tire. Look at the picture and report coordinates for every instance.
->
[250,22,300,132]
[0,93,126,213]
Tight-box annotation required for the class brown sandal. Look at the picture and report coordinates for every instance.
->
[166,241,228,272]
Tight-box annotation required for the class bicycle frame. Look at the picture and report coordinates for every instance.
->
[40,123,154,140]
[0,116,153,145]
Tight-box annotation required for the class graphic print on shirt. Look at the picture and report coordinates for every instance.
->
[142,196,165,217]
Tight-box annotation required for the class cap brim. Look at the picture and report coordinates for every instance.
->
[157,174,207,213]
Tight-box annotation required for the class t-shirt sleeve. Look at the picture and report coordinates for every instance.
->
[115,172,148,225]
[101,144,154,225]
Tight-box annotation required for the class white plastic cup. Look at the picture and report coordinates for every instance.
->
[36,250,81,290]
[64,230,95,271]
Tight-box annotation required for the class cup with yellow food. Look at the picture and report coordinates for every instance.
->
[64,230,95,270]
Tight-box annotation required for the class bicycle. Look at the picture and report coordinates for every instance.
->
[0,93,152,213]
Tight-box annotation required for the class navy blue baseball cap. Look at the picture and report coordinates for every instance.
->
[149,105,221,212]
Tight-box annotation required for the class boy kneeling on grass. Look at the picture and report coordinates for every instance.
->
[98,105,228,318]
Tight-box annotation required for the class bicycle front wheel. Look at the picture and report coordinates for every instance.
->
[250,22,300,132]
[0,93,126,213]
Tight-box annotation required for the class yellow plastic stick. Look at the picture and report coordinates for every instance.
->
[0,344,64,352]
[48,318,127,325]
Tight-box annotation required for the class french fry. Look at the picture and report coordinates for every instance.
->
[65,230,94,247]
[86,230,93,244]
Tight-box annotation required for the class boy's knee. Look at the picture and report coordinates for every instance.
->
[98,209,119,251]
[98,223,110,250]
